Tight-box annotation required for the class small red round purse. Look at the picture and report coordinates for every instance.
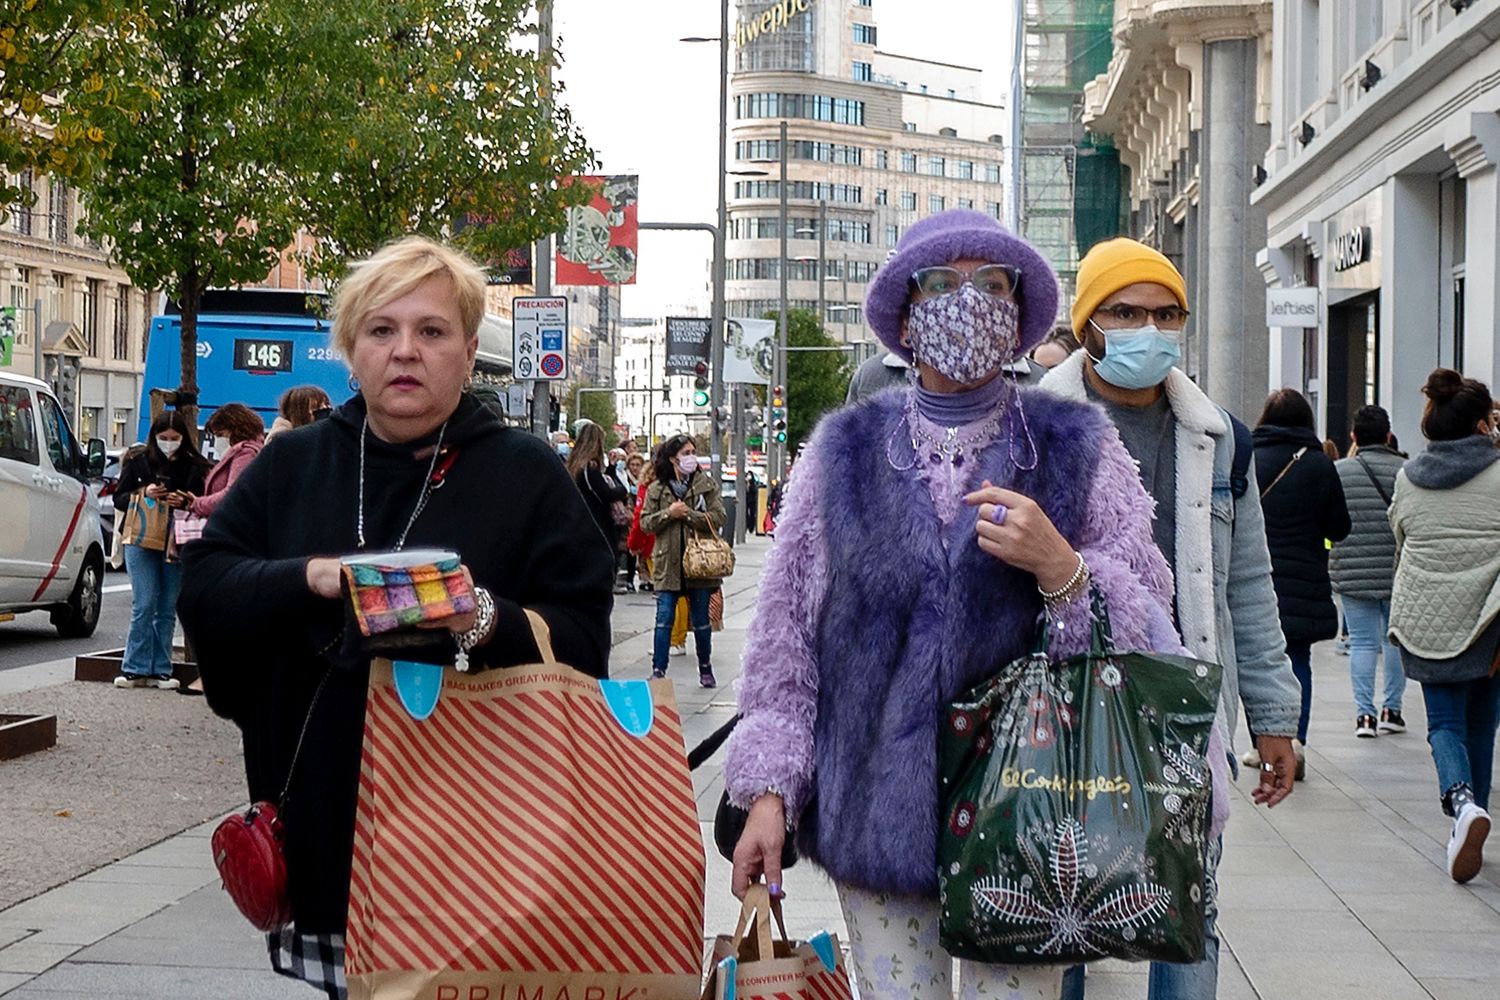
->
[212,801,292,932]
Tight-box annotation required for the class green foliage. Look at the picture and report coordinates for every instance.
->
[274,0,595,281]
[573,381,618,433]
[0,0,151,211]
[762,308,852,453]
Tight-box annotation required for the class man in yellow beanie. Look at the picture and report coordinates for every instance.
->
[1044,238,1302,1000]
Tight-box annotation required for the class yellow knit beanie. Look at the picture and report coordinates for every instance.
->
[1071,238,1188,340]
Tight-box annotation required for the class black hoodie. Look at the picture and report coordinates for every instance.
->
[1252,424,1352,643]
[178,393,614,933]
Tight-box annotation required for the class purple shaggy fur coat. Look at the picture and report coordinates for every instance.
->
[726,387,1197,897]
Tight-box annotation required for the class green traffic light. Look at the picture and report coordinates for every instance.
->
[774,431,787,443]
[693,390,710,407]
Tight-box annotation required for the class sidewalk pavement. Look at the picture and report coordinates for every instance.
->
[2,535,1498,997]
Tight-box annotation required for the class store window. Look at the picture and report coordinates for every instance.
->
[80,406,101,442]
[112,408,131,448]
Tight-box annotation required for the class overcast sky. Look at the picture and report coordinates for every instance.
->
[551,0,1015,321]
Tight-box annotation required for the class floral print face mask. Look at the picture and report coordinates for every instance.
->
[906,283,1021,385]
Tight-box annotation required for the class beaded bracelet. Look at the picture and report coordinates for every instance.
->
[455,587,497,673]
[1038,552,1090,606]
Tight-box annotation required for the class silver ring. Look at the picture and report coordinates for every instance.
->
[1260,762,1275,773]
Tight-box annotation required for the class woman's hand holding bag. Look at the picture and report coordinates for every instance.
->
[731,794,788,899]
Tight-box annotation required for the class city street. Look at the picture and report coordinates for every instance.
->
[0,577,132,676]
[0,538,1497,998]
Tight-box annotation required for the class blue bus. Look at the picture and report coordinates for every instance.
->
[138,289,513,442]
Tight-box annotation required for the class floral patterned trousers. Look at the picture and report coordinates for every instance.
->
[837,885,1063,1000]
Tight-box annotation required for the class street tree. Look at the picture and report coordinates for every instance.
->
[0,0,148,213]
[278,0,595,282]
[73,0,309,430]
[765,308,851,453]
[570,378,618,435]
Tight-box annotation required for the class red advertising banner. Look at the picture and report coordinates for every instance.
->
[556,174,639,286]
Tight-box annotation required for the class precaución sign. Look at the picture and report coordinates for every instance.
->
[512,297,569,382]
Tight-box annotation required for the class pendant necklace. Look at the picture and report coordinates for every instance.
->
[356,417,449,551]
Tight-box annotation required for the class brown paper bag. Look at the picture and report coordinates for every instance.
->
[702,887,853,1000]
[346,613,706,1000]
[119,492,169,551]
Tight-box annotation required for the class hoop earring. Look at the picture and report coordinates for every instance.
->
[348,374,361,392]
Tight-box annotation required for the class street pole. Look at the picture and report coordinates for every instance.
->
[32,298,42,383]
[732,385,747,544]
[530,0,554,439]
[816,198,826,328]
[708,0,730,483]
[776,118,789,482]
[1009,0,1025,234]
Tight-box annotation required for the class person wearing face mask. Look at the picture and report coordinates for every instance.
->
[1041,238,1302,1000]
[723,211,1187,1000]
[112,409,210,689]
[639,434,726,688]
[193,403,268,521]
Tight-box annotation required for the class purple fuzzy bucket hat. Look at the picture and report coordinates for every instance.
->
[864,209,1059,362]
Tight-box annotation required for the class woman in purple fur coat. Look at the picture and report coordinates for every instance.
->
[724,210,1212,1000]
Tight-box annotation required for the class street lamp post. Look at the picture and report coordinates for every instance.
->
[776,118,789,482]
[816,198,827,327]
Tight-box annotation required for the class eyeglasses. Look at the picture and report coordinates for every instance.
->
[1091,302,1191,330]
[910,264,1021,301]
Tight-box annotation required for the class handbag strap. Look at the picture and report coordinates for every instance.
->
[1355,455,1393,507]
[277,668,332,808]
[1259,446,1307,500]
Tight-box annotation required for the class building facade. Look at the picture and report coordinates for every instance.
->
[614,320,702,443]
[1081,0,1273,422]
[3,171,148,447]
[1256,0,1500,449]
[726,0,1007,349]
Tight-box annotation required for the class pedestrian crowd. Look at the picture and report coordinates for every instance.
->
[102,220,1497,1000]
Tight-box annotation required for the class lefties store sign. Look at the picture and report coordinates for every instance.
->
[736,0,816,48]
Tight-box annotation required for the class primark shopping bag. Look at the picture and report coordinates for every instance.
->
[938,590,1222,967]
[345,613,707,1000]
[701,886,852,1000]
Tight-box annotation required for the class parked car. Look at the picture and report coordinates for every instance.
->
[0,372,108,636]
[88,451,124,559]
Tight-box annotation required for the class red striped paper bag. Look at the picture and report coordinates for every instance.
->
[346,630,705,1000]
[701,888,853,1000]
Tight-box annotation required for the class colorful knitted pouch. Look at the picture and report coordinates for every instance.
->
[341,550,476,637]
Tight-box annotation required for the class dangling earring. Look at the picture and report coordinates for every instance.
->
[348,374,361,393]
[462,370,474,393]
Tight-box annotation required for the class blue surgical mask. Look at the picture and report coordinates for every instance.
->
[555,443,571,459]
[1089,323,1181,390]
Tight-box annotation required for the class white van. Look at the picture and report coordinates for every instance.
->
[0,372,107,637]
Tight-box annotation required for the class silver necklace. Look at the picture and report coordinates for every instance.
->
[356,417,449,551]
[886,391,1007,472]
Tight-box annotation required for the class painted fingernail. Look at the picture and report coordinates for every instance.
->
[767,882,783,898]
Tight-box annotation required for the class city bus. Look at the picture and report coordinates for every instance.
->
[137,289,513,443]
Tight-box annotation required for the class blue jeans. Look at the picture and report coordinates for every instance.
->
[1343,596,1405,718]
[1421,675,1500,815]
[652,588,711,672]
[1061,835,1222,1000]
[122,544,182,679]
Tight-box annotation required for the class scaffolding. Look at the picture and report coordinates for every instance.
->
[1020,0,1118,306]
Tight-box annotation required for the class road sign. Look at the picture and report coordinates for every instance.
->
[512,296,569,381]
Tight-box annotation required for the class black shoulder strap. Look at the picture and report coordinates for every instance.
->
[1228,414,1253,500]
[1355,455,1393,507]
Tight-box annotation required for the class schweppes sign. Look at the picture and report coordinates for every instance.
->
[736,0,816,48]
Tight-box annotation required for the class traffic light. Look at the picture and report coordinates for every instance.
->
[770,384,787,443]
[692,361,710,407]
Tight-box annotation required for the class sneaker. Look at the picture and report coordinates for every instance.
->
[650,668,667,680]
[1334,635,1350,656]
[1448,802,1491,884]
[1240,747,1262,768]
[1355,714,1378,738]
[1379,708,1406,733]
[112,675,150,688]
[699,668,717,689]
[670,644,687,658]
[154,677,181,691]
[1293,739,1307,781]
[613,582,631,595]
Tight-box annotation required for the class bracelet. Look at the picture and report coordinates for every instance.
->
[1038,552,1089,605]
[454,587,497,673]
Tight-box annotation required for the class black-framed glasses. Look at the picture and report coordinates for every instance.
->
[1092,303,1191,329]
[911,264,1021,300]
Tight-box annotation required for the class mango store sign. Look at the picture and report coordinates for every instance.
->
[737,0,815,47]
[1265,287,1320,328]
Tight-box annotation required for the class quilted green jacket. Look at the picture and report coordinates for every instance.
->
[1388,459,1500,660]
